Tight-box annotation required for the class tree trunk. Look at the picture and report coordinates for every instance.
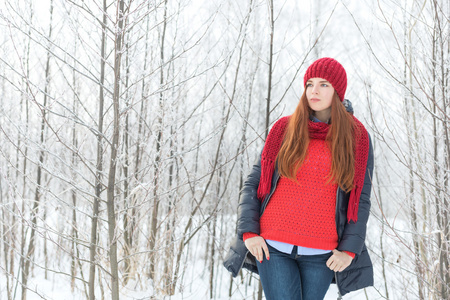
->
[14,6,33,299]
[89,1,107,298]
[22,1,53,298]
[107,1,126,299]
[265,0,274,140]
[163,120,176,294]
[430,6,443,298]
[209,168,221,299]
[260,1,274,298]
[405,12,425,299]
[432,1,449,297]
[1,172,12,300]
[70,45,80,292]
[149,0,168,280]
[123,36,132,286]
[131,0,153,258]
[438,2,450,295]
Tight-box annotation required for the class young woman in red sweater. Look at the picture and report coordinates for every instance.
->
[225,57,374,299]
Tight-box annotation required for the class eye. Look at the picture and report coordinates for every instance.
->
[321,83,328,87]
[306,83,313,87]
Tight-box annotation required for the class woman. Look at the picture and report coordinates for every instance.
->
[224,57,374,299]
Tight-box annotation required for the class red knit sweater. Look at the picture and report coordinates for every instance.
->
[244,139,355,258]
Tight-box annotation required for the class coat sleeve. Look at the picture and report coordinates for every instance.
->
[236,153,262,239]
[337,133,374,255]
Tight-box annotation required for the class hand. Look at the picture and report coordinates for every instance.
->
[326,249,353,272]
[244,236,270,263]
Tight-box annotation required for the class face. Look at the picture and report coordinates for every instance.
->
[305,77,334,117]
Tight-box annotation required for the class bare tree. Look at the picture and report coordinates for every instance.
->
[149,0,168,280]
[88,1,108,298]
[21,2,53,299]
[106,1,128,299]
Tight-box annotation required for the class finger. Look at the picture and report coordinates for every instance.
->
[338,263,348,272]
[329,260,339,271]
[333,264,341,272]
[251,246,258,258]
[253,246,258,257]
[327,255,338,267]
[256,246,263,262]
[262,242,270,260]
[326,256,333,267]
[326,259,333,270]
[342,261,351,271]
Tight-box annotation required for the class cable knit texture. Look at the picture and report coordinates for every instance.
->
[304,57,347,101]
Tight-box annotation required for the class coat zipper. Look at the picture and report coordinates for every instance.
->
[335,187,341,242]
[335,187,344,297]
[238,249,251,274]
[335,272,343,300]
[260,173,280,216]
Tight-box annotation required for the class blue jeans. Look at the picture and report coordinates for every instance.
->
[256,244,334,300]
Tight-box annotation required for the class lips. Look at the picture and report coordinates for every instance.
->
[310,98,320,102]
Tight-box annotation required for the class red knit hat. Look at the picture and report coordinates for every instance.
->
[304,57,347,101]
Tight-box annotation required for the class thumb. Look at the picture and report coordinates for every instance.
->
[332,249,339,254]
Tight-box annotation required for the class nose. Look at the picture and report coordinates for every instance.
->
[311,85,319,94]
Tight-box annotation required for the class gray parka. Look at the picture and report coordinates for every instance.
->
[223,122,374,297]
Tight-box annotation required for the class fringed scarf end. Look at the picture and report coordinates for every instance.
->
[347,185,362,223]
[257,158,275,201]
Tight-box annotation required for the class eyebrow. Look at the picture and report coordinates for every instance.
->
[306,80,330,83]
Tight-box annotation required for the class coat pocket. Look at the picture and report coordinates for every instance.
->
[335,244,374,296]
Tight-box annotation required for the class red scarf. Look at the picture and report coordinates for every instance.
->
[257,115,369,223]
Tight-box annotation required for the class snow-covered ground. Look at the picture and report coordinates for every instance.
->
[1,215,415,300]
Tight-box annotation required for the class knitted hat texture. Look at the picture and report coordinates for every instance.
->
[303,57,347,101]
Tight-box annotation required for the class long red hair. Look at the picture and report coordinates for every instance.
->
[276,91,356,192]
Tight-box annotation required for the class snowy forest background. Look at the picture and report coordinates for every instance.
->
[0,0,449,299]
